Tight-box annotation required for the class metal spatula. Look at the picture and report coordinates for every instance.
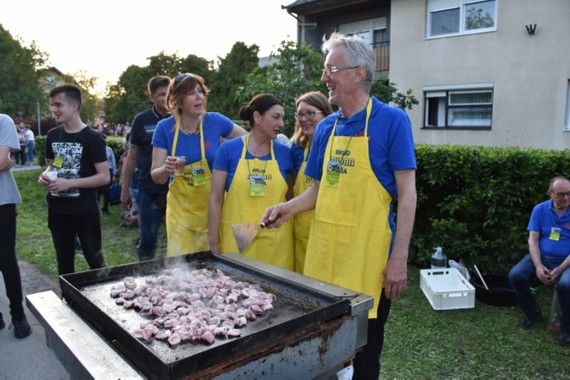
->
[231,222,268,252]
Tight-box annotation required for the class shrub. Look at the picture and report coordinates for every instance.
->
[412,144,570,273]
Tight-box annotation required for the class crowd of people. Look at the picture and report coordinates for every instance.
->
[9,123,35,166]
[94,122,130,138]
[37,33,418,376]
[0,31,567,378]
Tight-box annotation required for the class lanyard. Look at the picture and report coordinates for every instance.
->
[172,115,205,164]
[327,98,373,164]
[245,134,272,177]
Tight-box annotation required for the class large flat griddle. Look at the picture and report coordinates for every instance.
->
[60,252,351,379]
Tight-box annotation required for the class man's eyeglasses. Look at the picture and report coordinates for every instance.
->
[294,110,322,120]
[555,191,570,197]
[322,65,359,76]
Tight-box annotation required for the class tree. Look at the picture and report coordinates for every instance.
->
[103,52,212,124]
[236,40,326,136]
[208,42,260,118]
[371,77,419,111]
[179,54,213,83]
[71,70,100,124]
[0,25,47,118]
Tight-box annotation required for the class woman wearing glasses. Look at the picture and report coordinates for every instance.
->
[150,74,246,256]
[208,94,294,270]
[290,92,332,272]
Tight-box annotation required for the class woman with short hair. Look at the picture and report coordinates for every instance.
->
[151,74,246,256]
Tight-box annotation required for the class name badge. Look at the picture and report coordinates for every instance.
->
[249,175,266,197]
[326,160,341,187]
[53,155,64,169]
[549,227,561,241]
[191,167,205,186]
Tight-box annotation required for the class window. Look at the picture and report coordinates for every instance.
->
[424,87,493,129]
[427,0,497,38]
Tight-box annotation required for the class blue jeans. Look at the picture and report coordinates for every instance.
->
[136,190,166,261]
[508,254,570,334]
[26,140,35,163]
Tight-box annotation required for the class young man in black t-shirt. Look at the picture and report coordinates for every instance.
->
[120,76,170,260]
[38,84,110,275]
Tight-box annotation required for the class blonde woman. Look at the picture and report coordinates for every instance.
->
[151,74,246,256]
[290,91,332,272]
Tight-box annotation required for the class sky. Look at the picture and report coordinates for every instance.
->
[0,0,298,95]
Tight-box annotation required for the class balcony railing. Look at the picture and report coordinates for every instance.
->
[372,41,390,74]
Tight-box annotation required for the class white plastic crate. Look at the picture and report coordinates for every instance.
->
[420,268,475,310]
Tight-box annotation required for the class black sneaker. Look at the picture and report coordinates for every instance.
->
[12,317,32,339]
[520,313,541,329]
[560,332,570,347]
[0,312,5,330]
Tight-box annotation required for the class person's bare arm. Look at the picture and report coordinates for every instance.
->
[47,161,110,193]
[208,169,228,254]
[529,231,552,284]
[548,254,570,285]
[263,180,320,227]
[120,144,139,208]
[150,147,177,185]
[0,146,12,171]
[383,169,417,300]
[227,124,247,139]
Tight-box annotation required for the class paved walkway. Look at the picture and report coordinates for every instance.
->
[0,260,69,379]
[11,164,41,172]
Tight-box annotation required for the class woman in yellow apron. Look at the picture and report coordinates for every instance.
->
[208,94,294,270]
[290,92,332,273]
[150,74,245,256]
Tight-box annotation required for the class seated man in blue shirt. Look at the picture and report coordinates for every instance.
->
[509,176,570,347]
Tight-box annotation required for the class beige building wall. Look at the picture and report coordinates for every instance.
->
[390,0,570,149]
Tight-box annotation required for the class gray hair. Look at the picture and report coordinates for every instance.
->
[322,32,375,91]
[547,175,570,194]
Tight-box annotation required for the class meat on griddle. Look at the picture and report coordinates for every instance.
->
[110,267,275,346]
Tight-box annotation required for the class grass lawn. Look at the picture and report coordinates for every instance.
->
[14,169,570,379]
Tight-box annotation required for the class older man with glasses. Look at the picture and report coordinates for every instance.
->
[264,32,417,378]
[509,175,570,347]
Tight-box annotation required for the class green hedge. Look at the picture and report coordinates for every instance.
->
[35,135,46,166]
[412,144,570,273]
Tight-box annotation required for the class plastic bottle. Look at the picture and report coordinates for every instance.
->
[430,246,448,269]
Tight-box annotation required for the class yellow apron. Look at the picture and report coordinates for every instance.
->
[293,145,313,273]
[220,135,294,270]
[304,100,392,319]
[165,117,211,256]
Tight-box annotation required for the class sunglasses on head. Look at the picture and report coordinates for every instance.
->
[174,73,196,87]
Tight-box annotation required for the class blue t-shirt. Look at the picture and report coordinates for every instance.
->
[290,142,307,173]
[305,97,416,198]
[152,113,234,171]
[213,137,294,192]
[528,199,570,258]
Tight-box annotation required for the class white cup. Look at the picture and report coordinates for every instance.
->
[45,171,58,181]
